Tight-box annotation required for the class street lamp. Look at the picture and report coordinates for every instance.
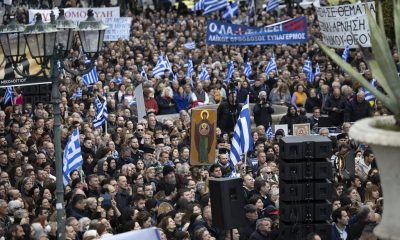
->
[0,10,106,240]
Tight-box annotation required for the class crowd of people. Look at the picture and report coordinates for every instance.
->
[0,0,398,239]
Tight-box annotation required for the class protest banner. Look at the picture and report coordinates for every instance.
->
[104,17,132,41]
[206,17,308,45]
[28,7,120,24]
[316,2,375,49]
[135,84,147,121]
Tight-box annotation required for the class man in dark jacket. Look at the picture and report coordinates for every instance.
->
[250,218,273,240]
[344,91,372,122]
[217,91,242,134]
[324,88,346,126]
[253,91,274,129]
[115,175,132,212]
[239,204,258,240]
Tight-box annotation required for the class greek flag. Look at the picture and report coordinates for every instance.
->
[140,68,148,81]
[93,96,108,128]
[364,79,377,102]
[203,0,228,15]
[82,67,98,86]
[265,55,277,76]
[225,61,235,83]
[266,123,273,140]
[184,42,196,50]
[230,96,253,168]
[153,55,169,77]
[63,128,83,186]
[303,58,314,84]
[342,46,350,62]
[267,0,280,12]
[247,0,256,17]
[244,61,252,77]
[315,63,321,77]
[193,0,204,11]
[223,1,239,20]
[3,87,13,104]
[186,59,194,86]
[114,76,123,85]
[199,64,210,80]
[70,88,82,100]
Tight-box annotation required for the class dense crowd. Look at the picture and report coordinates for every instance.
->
[0,0,398,239]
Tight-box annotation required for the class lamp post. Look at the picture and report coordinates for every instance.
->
[0,10,107,240]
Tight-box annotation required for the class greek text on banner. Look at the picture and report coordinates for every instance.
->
[206,17,308,46]
[315,2,375,49]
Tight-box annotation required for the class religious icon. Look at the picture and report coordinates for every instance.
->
[190,108,217,165]
[293,123,310,136]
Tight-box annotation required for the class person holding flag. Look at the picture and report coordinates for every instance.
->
[229,95,253,176]
[63,128,83,186]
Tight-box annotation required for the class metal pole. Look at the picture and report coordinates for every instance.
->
[51,49,66,240]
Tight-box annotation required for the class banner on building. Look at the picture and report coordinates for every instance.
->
[206,17,308,45]
[28,7,120,24]
[104,17,132,41]
[316,2,375,49]
[190,107,217,165]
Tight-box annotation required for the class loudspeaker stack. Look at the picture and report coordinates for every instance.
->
[279,135,333,240]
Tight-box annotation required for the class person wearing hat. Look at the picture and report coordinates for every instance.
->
[156,165,177,193]
[239,204,258,240]
[142,144,159,168]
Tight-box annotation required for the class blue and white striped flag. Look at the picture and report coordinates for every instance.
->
[140,68,148,81]
[342,46,350,62]
[315,63,321,77]
[3,87,13,105]
[203,0,228,15]
[184,42,196,50]
[266,123,273,140]
[82,67,98,86]
[225,61,235,83]
[192,0,204,11]
[230,96,253,168]
[364,79,377,102]
[186,59,194,86]
[303,58,314,84]
[267,0,280,12]
[63,128,83,186]
[223,1,239,20]
[70,88,82,100]
[265,55,277,76]
[199,64,210,81]
[243,61,252,77]
[153,55,170,77]
[93,96,108,129]
[247,0,256,17]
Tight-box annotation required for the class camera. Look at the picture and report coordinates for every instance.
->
[228,78,239,92]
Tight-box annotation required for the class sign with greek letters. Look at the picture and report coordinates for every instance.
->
[316,2,375,49]
[103,17,132,41]
[206,17,308,46]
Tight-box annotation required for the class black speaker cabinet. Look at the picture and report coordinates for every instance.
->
[280,180,314,201]
[280,180,333,201]
[209,177,245,229]
[280,201,331,222]
[280,136,332,159]
[280,159,333,181]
